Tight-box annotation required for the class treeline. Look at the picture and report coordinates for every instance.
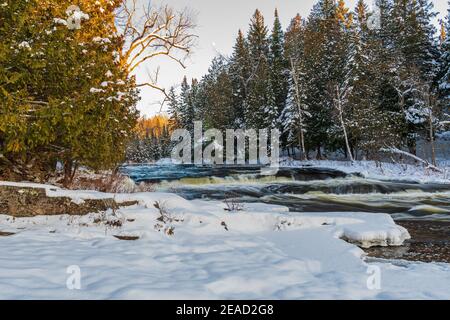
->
[168,0,450,161]
[126,115,173,163]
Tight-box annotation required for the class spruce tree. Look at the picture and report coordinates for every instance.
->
[245,9,271,129]
[346,0,401,157]
[282,14,309,157]
[438,2,450,110]
[268,9,288,130]
[301,0,340,158]
[179,76,195,133]
[229,30,250,128]
[198,57,234,130]
[167,87,181,130]
[390,0,440,152]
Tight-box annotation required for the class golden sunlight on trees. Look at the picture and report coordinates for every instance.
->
[135,115,171,138]
[126,115,173,163]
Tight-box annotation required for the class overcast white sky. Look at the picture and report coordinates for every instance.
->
[134,0,448,117]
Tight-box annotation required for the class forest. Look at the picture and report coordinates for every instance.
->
[0,0,195,184]
[1,0,450,181]
[166,0,450,162]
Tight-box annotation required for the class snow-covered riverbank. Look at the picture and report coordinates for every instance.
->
[0,182,449,299]
[281,159,450,184]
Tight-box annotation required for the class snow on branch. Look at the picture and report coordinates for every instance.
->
[380,147,444,173]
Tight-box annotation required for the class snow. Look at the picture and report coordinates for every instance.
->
[438,131,450,140]
[92,37,111,44]
[53,18,67,26]
[281,159,450,184]
[405,106,430,124]
[89,87,105,94]
[18,41,31,50]
[1,182,449,299]
[69,10,89,22]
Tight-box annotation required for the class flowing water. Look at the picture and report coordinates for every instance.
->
[121,164,450,263]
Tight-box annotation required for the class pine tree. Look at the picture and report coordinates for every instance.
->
[229,30,250,128]
[245,9,271,129]
[391,0,439,82]
[282,14,310,157]
[389,0,440,152]
[284,14,304,61]
[438,1,450,110]
[189,78,200,123]
[179,76,196,133]
[301,0,342,158]
[373,0,401,116]
[198,57,234,130]
[166,0,444,160]
[346,0,401,157]
[167,87,181,130]
[268,9,288,130]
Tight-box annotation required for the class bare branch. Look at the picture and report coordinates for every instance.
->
[380,147,443,173]
[118,0,197,108]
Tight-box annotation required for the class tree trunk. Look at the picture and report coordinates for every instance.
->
[408,141,417,157]
[335,85,353,162]
[316,144,322,160]
[63,159,77,188]
[298,129,306,161]
[290,57,307,161]
[63,160,72,188]
[429,109,436,167]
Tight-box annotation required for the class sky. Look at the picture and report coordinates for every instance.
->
[134,0,448,117]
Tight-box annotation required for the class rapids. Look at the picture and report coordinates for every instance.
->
[121,164,450,262]
[121,164,450,221]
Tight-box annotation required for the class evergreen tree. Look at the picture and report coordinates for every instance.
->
[0,0,138,183]
[167,0,444,160]
[268,9,288,129]
[229,30,250,128]
[245,9,271,129]
[167,87,181,130]
[438,1,450,110]
[284,14,305,61]
[198,57,234,130]
[301,0,341,158]
[179,76,194,132]
[346,0,401,157]
[391,0,439,82]
[389,0,439,152]
[282,14,309,156]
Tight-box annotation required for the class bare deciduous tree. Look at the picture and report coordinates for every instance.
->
[117,0,197,107]
[333,83,354,162]
[289,57,309,161]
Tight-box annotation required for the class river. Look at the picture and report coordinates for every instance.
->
[121,164,450,263]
